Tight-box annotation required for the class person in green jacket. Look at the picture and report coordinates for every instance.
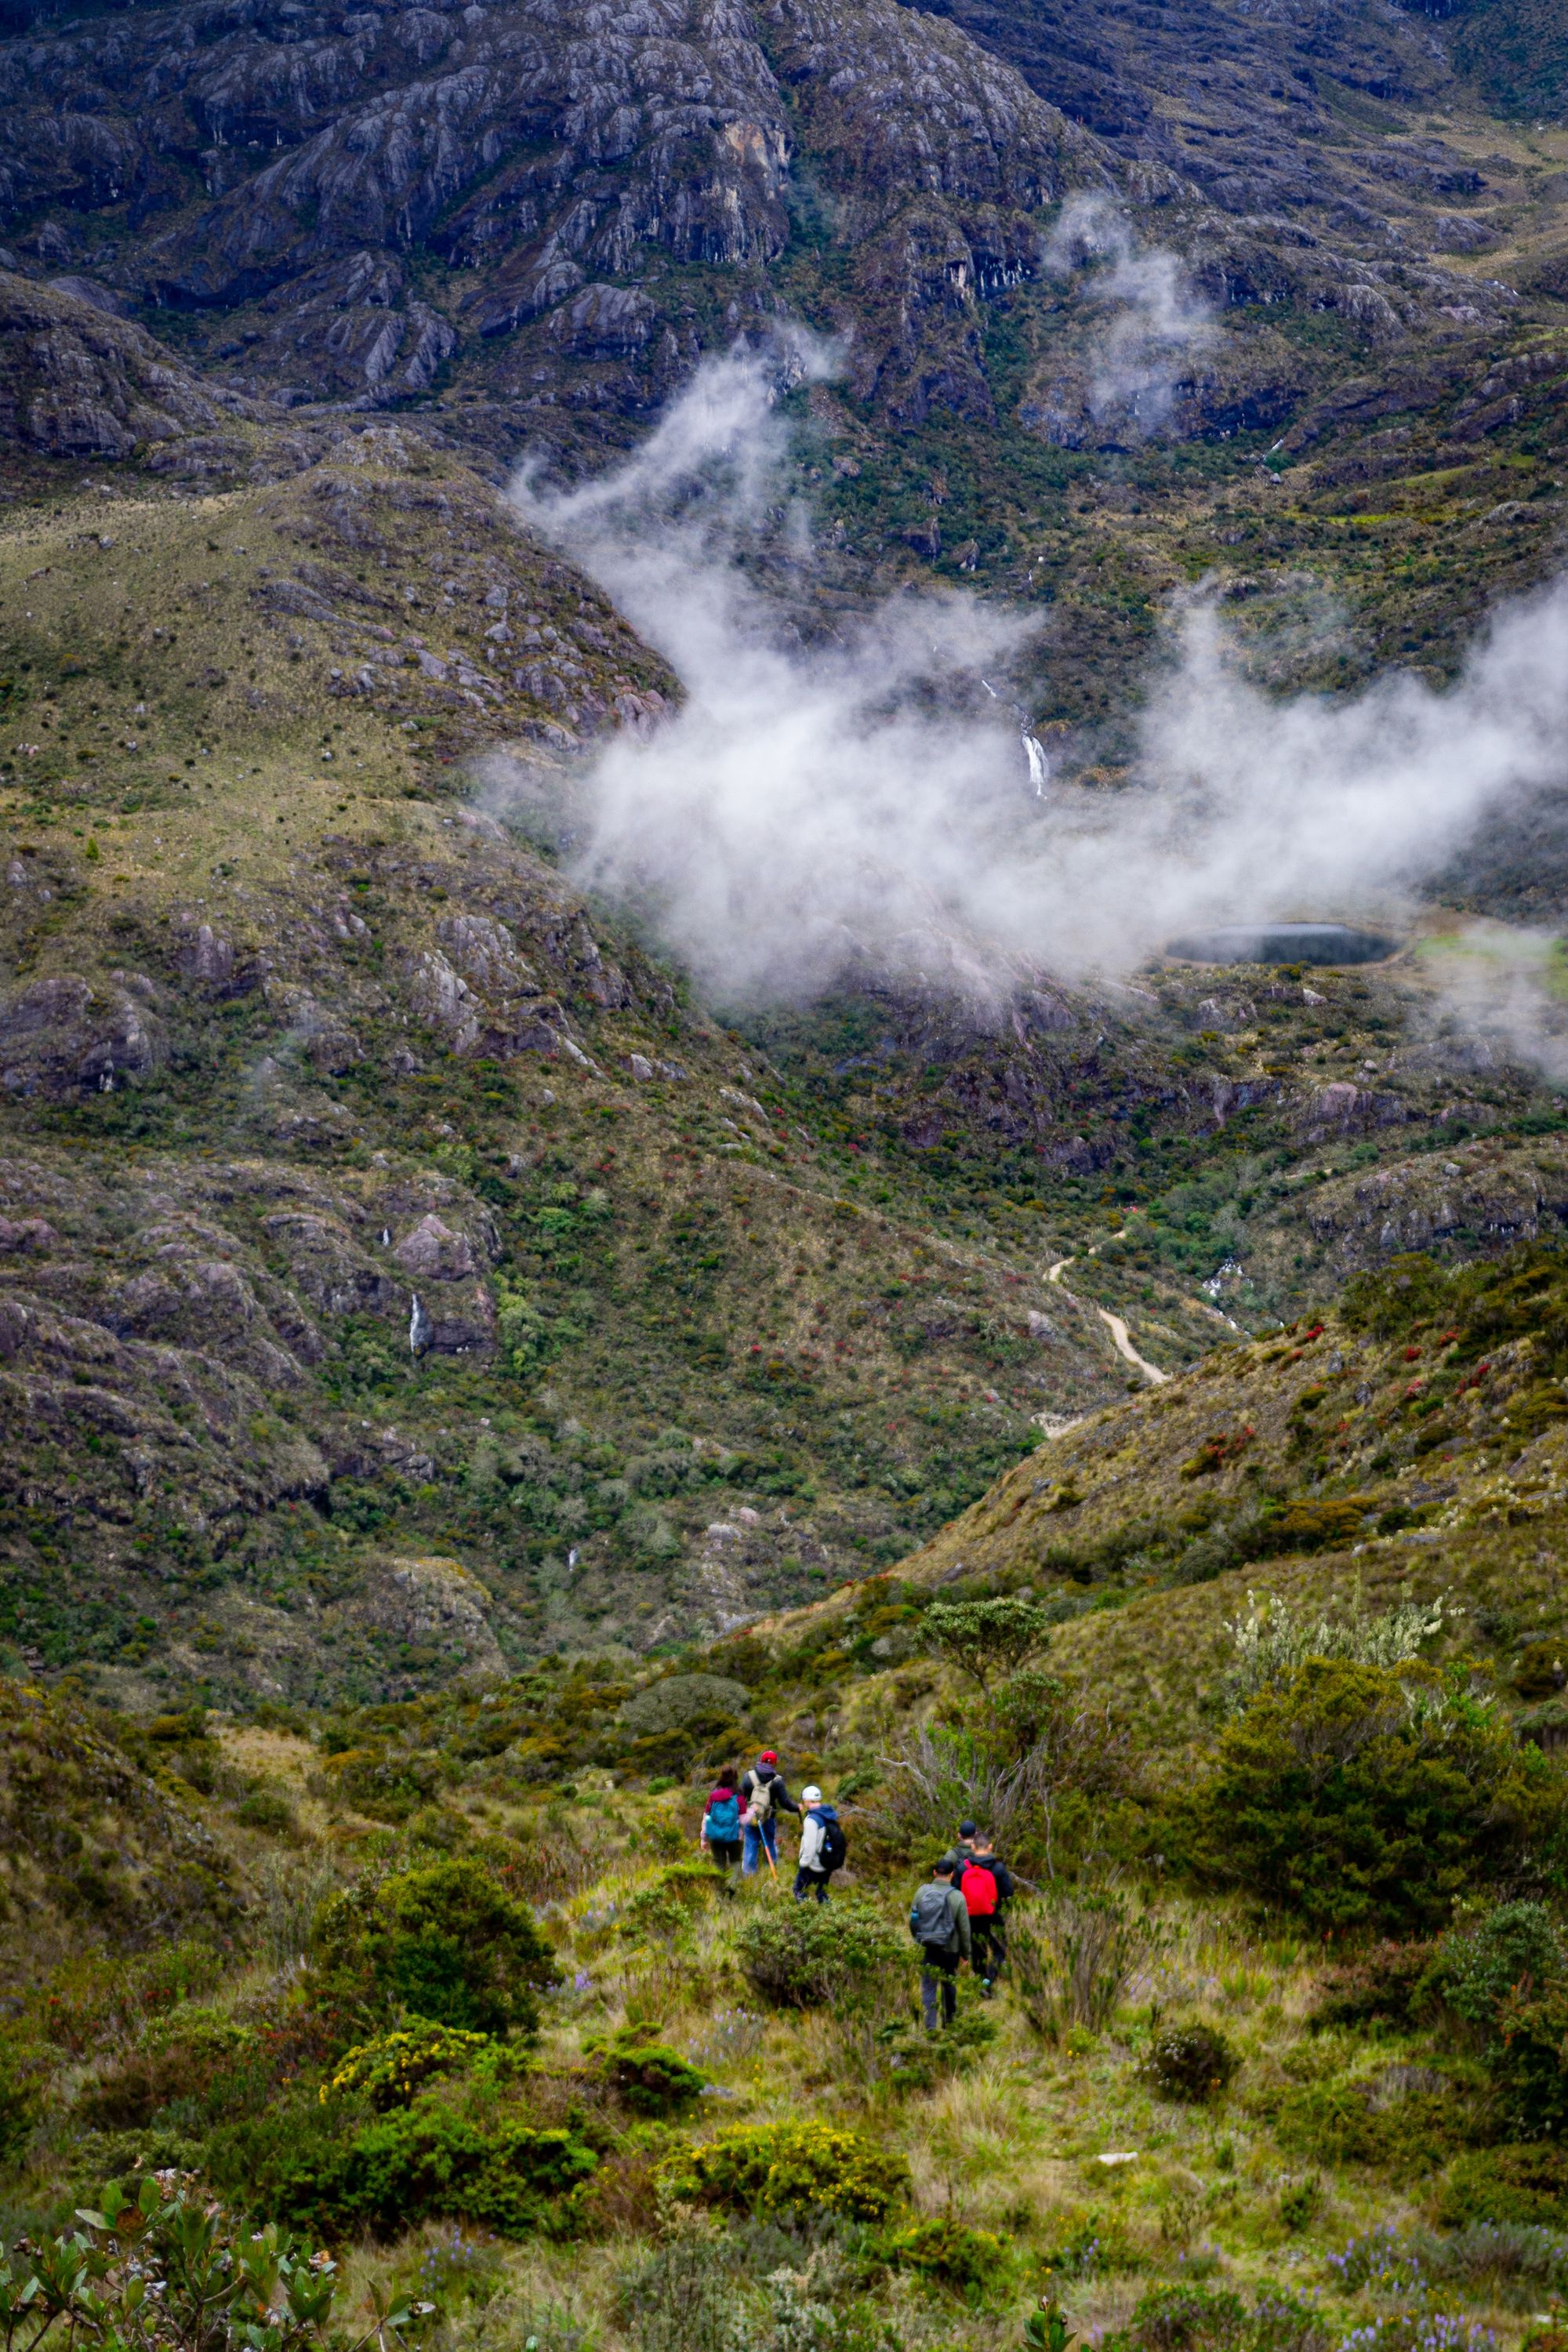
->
[909,1854,971,2030]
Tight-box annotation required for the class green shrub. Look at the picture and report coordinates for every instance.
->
[1311,1940,1436,2029]
[313,1858,561,2038]
[662,2121,909,2223]
[0,2032,44,2163]
[1272,2074,1465,2177]
[620,1861,727,1940]
[77,2007,259,2129]
[734,1895,906,2009]
[882,2216,1011,2296]
[921,1596,1053,1691]
[1439,2145,1568,2227]
[1171,1661,1566,1932]
[322,2023,499,2111]
[275,2100,598,2239]
[235,1786,298,1833]
[1102,2283,1327,2352]
[1492,1984,1568,2137]
[1426,1901,1566,2031]
[1140,2024,1237,2103]
[0,2173,429,2352]
[586,2029,705,2114]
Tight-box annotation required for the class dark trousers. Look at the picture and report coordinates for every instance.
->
[793,1867,829,1902]
[710,1838,742,1872]
[971,1916,1006,1982]
[920,1946,960,2029]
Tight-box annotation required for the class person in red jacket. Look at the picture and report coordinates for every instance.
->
[960,1834,1014,1995]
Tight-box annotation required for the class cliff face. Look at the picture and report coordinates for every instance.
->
[0,0,1098,437]
[0,0,1548,455]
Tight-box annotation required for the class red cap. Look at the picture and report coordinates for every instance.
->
[760,1750,778,1764]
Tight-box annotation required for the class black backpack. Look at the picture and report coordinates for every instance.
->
[819,1816,848,1874]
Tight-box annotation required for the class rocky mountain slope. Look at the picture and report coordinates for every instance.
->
[2,0,1568,1704]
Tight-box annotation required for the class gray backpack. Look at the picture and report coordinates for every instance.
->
[909,1883,957,1953]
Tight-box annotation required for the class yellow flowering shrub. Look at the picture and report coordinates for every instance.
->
[321,2021,495,2111]
[660,2119,909,2222]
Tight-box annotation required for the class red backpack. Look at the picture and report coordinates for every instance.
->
[961,1861,998,1918]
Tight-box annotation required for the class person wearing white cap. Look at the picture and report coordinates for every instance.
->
[793,1784,846,1902]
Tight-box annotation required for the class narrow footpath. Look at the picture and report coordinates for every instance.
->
[1046,1255,1170,1386]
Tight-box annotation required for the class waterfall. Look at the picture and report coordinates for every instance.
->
[409,1294,432,1354]
[1022,732,1049,797]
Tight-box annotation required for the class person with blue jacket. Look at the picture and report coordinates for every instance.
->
[700,1764,743,1873]
[793,1785,844,1903]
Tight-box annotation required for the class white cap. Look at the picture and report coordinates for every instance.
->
[802,1785,822,1804]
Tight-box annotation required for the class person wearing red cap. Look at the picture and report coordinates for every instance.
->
[739,1749,800,1875]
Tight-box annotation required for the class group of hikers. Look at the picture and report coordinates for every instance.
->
[700,1753,1013,2029]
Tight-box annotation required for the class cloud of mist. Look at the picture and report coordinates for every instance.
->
[1042,194,1214,435]
[499,338,1568,1010]
[1421,924,1568,1087]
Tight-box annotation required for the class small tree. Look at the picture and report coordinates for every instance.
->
[922,1595,1054,1694]
[313,1857,561,2038]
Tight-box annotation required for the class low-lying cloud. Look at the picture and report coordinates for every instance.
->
[499,338,1568,1011]
[1042,193,1214,436]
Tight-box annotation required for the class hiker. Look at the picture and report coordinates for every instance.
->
[739,1750,800,1876]
[909,1855,971,2030]
[955,1820,979,1867]
[793,1785,847,1903]
[961,1832,1014,1994]
[700,1765,743,1875]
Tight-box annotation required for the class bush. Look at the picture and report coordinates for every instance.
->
[617,1675,750,1738]
[0,2032,44,2163]
[1220,1589,1457,1713]
[1272,2072,1465,2177]
[921,1596,1053,1691]
[1010,1889,1161,2040]
[1311,1940,1437,2029]
[1492,1984,1568,2138]
[734,1896,906,2010]
[321,2024,499,2111]
[275,2100,598,2240]
[1140,2024,1237,2103]
[662,2121,909,2223]
[0,2173,429,2352]
[313,1858,561,2038]
[78,2007,259,2130]
[235,1786,298,1833]
[586,2029,705,2114]
[1440,2146,1568,2227]
[1101,2284,1327,2352]
[1426,1901,1566,2031]
[882,2216,1011,2296]
[1171,1661,1566,1933]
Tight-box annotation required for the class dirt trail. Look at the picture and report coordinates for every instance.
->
[1046,1254,1170,1387]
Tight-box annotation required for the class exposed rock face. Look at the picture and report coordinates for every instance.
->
[0,0,1521,468]
[0,973,163,1096]
[0,0,1095,430]
[1309,1142,1568,1268]
[0,271,257,459]
[354,1554,507,1683]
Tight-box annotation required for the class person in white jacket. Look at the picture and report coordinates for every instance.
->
[793,1784,841,1904]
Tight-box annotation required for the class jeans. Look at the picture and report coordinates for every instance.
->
[971,1916,1006,1983]
[793,1867,829,1903]
[920,1947,960,2030]
[742,1817,779,1874]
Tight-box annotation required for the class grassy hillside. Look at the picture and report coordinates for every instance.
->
[9,1246,1568,2350]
